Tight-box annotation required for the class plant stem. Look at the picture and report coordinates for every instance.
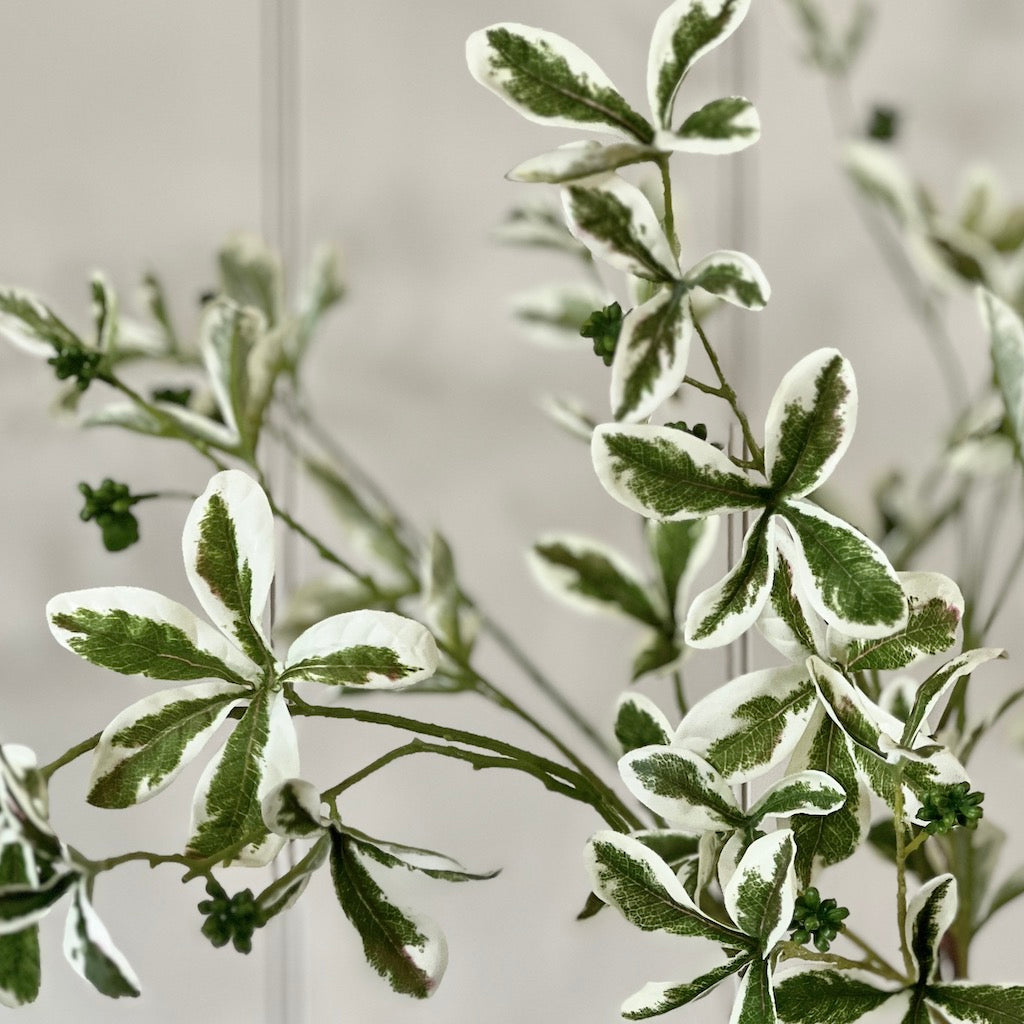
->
[776,942,888,979]
[842,927,905,982]
[894,764,915,976]
[40,732,102,780]
[692,317,765,472]
[671,668,688,718]
[287,691,637,832]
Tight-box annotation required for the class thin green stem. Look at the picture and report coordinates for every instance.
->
[903,829,930,860]
[287,691,636,832]
[776,942,890,980]
[841,927,906,982]
[692,317,765,472]
[671,668,688,719]
[894,764,915,976]
[40,732,101,781]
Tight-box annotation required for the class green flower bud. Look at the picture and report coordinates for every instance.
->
[579,302,623,366]
[78,478,142,552]
[789,887,849,952]
[918,782,984,835]
[197,878,264,955]
[867,105,899,142]
[47,345,104,391]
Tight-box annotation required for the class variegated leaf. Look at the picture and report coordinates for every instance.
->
[585,831,747,944]
[684,513,776,648]
[342,831,498,883]
[619,746,743,831]
[809,657,900,758]
[508,141,656,184]
[87,681,248,809]
[729,958,777,1024]
[531,535,662,626]
[329,830,447,998]
[775,967,898,1024]
[900,647,1005,747]
[843,140,925,230]
[758,552,825,662]
[593,423,768,520]
[0,872,76,937]
[765,349,856,498]
[281,610,438,690]
[647,0,751,129]
[89,272,117,353]
[257,833,330,922]
[615,693,673,753]
[656,96,760,154]
[839,572,965,672]
[62,886,140,999]
[748,771,845,822]
[907,874,957,986]
[466,24,653,140]
[610,285,693,421]
[47,587,257,685]
[0,845,40,1007]
[183,470,275,666]
[723,830,796,950]
[563,176,678,281]
[261,778,326,839]
[782,500,907,639]
[217,233,282,326]
[683,250,770,309]
[647,516,719,623]
[187,688,298,866]
[787,707,868,886]
[0,288,80,357]
[674,664,815,784]
[978,287,1024,456]
[510,280,611,346]
[621,954,751,1020]
[86,400,241,450]
[926,983,1024,1024]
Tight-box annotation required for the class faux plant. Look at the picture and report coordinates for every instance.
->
[2,1,1024,1021]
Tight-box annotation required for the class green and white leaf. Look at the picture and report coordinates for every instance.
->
[466,24,652,140]
[615,693,673,753]
[510,280,611,346]
[782,500,907,639]
[656,96,760,155]
[87,681,248,809]
[294,242,345,360]
[182,470,274,666]
[187,688,298,867]
[329,830,447,999]
[0,872,77,936]
[593,423,768,520]
[775,966,898,1024]
[610,285,693,422]
[261,778,326,839]
[89,272,118,354]
[508,140,656,184]
[282,610,438,690]
[0,846,40,1007]
[899,647,1005,747]
[563,176,678,281]
[843,141,925,230]
[765,348,856,498]
[787,708,868,885]
[838,572,964,672]
[0,288,80,357]
[492,203,589,255]
[619,746,743,831]
[47,587,257,684]
[684,512,776,648]
[530,534,662,626]
[85,400,240,450]
[62,886,140,999]
[621,954,751,1020]
[809,657,900,758]
[647,516,719,624]
[217,232,282,326]
[632,631,682,680]
[674,664,815,784]
[539,393,598,440]
[723,829,796,949]
[683,250,770,310]
[979,288,1024,456]
[729,958,777,1024]
[906,874,957,985]
[585,830,745,944]
[749,771,846,822]
[758,553,826,662]
[343,830,498,883]
[926,983,1024,1024]
[646,0,751,128]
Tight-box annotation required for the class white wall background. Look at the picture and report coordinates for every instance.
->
[0,2,1022,1022]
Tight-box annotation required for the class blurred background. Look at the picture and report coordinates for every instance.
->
[1,2,1023,1021]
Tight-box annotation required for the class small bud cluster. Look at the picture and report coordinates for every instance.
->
[78,479,141,552]
[664,421,708,441]
[47,345,104,391]
[197,878,264,954]
[150,386,194,407]
[867,104,899,142]
[918,782,984,835]
[789,887,849,952]
[579,302,623,366]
